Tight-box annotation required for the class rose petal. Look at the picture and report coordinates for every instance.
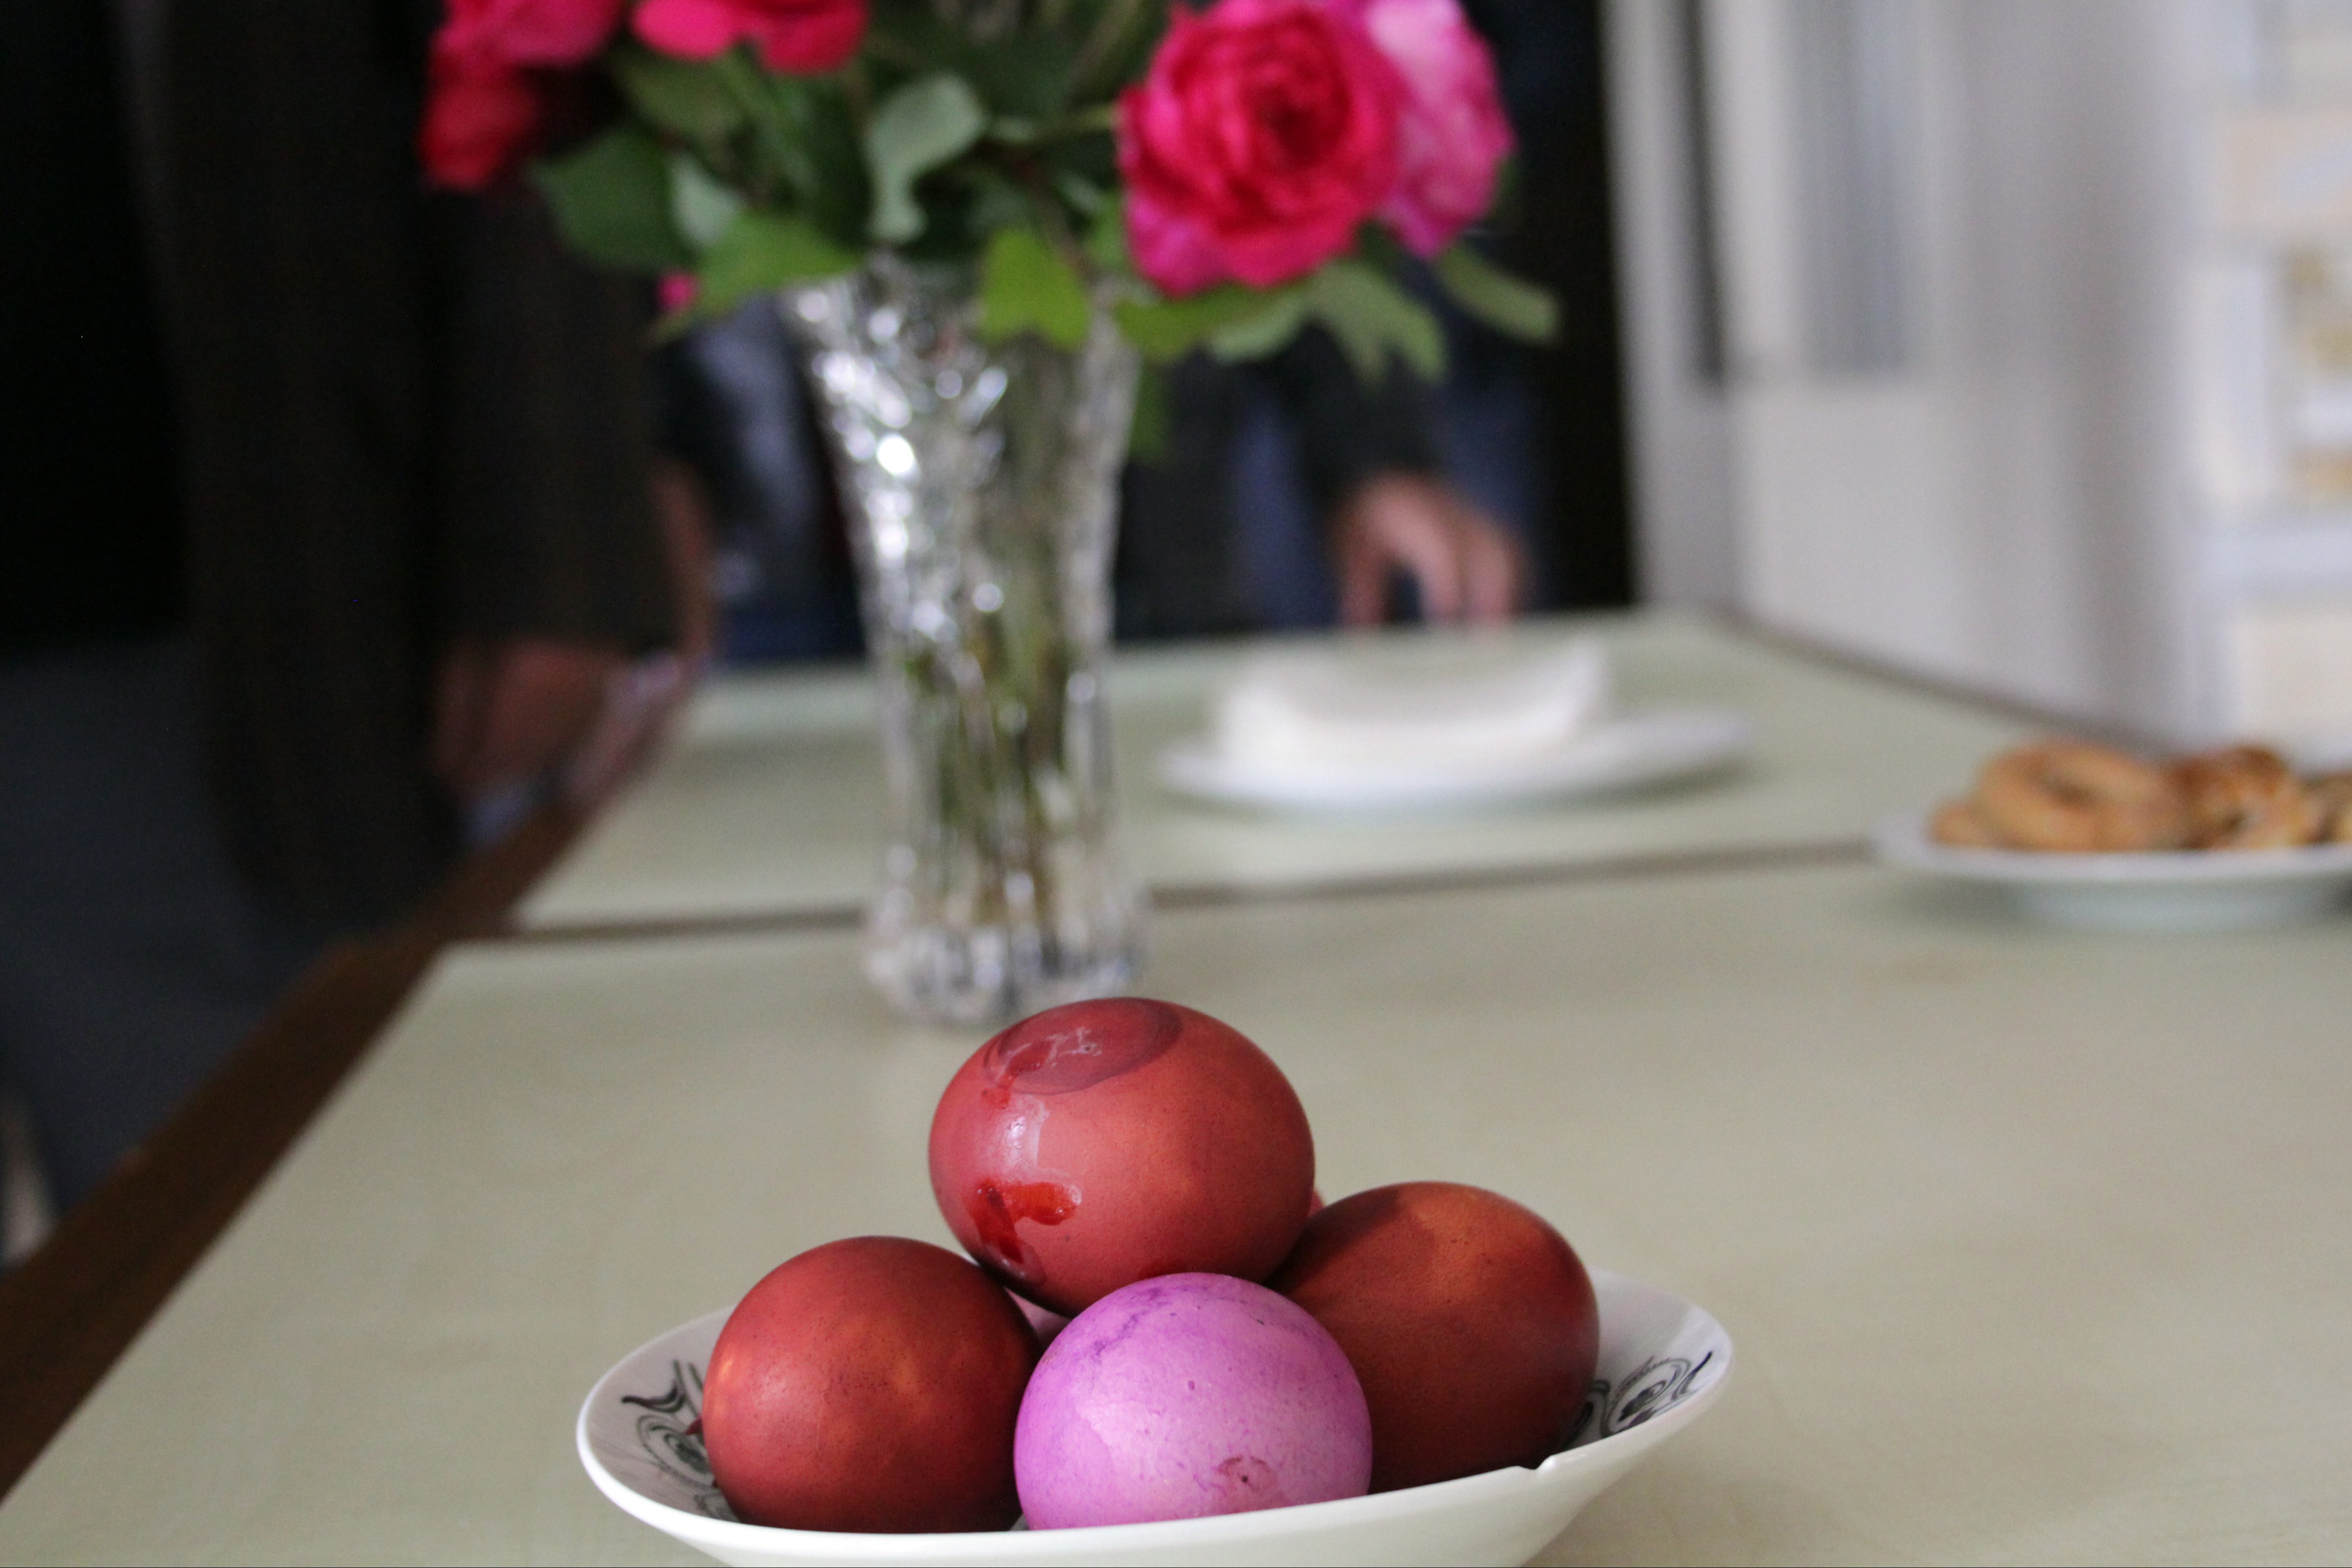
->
[1354,0,1513,256]
[633,0,743,60]
[419,54,544,190]
[1126,191,1235,298]
[749,1,867,72]
[1118,0,1400,294]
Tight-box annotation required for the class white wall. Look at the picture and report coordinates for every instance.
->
[1611,0,2211,738]
[1606,0,1740,610]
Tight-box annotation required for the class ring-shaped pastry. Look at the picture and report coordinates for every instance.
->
[1929,798,2006,848]
[2302,770,2352,844]
[2171,746,2317,850]
[1974,741,2186,852]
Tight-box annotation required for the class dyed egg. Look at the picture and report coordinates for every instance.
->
[1014,1272,1372,1528]
[701,1237,1039,1532]
[1269,1182,1600,1492]
[928,998,1316,1315]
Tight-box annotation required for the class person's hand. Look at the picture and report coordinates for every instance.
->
[1330,472,1525,627]
[433,638,629,807]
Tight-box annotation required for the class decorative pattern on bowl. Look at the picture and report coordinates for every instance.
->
[578,1268,1732,1567]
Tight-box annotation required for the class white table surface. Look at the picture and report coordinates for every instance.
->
[519,614,2033,929]
[6,862,2349,1564]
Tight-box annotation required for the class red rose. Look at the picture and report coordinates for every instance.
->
[633,0,868,74]
[418,0,623,190]
[419,40,548,190]
[437,0,626,67]
[1119,0,1403,297]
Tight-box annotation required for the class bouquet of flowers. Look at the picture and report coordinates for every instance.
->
[421,0,1558,1025]
[420,0,1555,377]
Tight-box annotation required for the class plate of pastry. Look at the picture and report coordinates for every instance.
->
[1876,740,2352,930]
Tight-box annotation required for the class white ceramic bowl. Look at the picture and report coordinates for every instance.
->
[577,1268,1731,1568]
[1874,809,2352,930]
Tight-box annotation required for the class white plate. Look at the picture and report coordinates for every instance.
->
[577,1269,1731,1568]
[1156,710,1755,815]
[1874,810,2352,930]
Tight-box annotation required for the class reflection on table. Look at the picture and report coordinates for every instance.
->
[522,613,2031,929]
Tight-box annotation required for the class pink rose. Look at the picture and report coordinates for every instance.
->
[1336,0,1513,255]
[633,0,869,73]
[435,0,626,68]
[1119,0,1404,296]
[418,40,549,189]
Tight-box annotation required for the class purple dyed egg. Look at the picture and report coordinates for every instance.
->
[1014,1272,1373,1529]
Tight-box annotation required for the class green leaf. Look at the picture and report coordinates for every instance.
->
[1054,171,1108,217]
[1083,195,1129,273]
[1307,260,1446,382]
[1040,118,1118,189]
[1434,245,1559,343]
[978,228,1091,348]
[1071,0,1170,99]
[761,73,867,243]
[532,125,693,272]
[960,170,1036,238]
[669,153,744,251]
[1207,288,1309,361]
[705,52,803,190]
[611,44,745,144]
[694,210,858,317]
[1115,285,1281,362]
[865,73,988,244]
[1127,361,1171,464]
[866,0,965,65]
[967,31,1075,118]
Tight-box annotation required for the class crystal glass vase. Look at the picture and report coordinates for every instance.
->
[783,262,1147,1025]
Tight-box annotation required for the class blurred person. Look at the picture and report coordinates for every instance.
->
[1458,0,1629,610]
[1118,0,1583,632]
[653,303,865,662]
[1117,329,1524,638]
[1170,0,1608,628]
[0,0,687,1217]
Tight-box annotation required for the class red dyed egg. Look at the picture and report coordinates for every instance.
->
[928,998,1316,1315]
[1268,1182,1600,1492]
[701,1236,1040,1532]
